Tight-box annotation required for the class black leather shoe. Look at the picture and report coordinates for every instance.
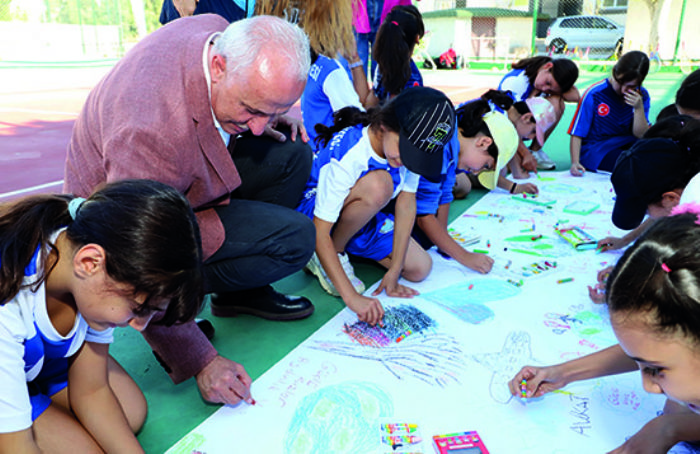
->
[210,286,315,321]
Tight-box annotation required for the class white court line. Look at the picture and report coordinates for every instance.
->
[0,108,78,117]
[0,180,64,200]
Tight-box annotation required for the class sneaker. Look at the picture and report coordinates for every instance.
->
[304,252,365,296]
[533,149,556,170]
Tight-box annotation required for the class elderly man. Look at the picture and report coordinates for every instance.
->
[64,14,315,405]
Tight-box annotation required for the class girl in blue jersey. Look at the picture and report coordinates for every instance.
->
[297,87,455,326]
[499,56,580,175]
[413,98,519,274]
[569,50,651,176]
[367,5,425,107]
[0,180,203,452]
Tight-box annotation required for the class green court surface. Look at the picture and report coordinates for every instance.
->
[107,69,684,453]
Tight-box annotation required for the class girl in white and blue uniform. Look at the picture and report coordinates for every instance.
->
[499,56,580,173]
[568,50,651,175]
[0,180,202,452]
[367,5,424,106]
[301,53,364,151]
[297,87,454,326]
[413,97,519,275]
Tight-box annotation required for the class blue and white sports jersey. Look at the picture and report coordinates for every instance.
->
[499,68,534,102]
[298,124,419,223]
[301,55,363,150]
[372,59,423,103]
[568,78,650,141]
[0,230,113,433]
[416,130,459,216]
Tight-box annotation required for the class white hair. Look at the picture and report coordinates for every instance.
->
[213,15,310,83]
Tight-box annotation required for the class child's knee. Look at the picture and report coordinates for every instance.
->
[358,171,393,208]
[402,253,432,282]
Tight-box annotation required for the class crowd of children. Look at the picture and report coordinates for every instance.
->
[6,2,700,451]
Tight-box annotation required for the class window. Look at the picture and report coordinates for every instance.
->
[601,0,628,8]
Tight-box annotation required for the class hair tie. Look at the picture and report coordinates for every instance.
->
[391,21,399,26]
[661,263,672,273]
[68,197,86,220]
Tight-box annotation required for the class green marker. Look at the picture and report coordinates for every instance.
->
[473,249,489,254]
[557,277,574,284]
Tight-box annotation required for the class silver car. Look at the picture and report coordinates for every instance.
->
[545,15,625,57]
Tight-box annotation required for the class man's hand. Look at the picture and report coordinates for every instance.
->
[264,115,309,143]
[196,355,254,406]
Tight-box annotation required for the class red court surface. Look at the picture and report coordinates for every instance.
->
[0,65,493,202]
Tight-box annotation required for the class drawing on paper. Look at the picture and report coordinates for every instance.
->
[284,381,393,454]
[421,279,521,324]
[541,183,583,194]
[342,305,435,346]
[470,331,534,404]
[167,432,206,454]
[311,332,465,387]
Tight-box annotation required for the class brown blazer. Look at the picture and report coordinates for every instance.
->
[64,14,238,383]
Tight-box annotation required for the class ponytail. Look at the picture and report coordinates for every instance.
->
[373,7,424,96]
[315,103,401,149]
[455,99,499,160]
[0,194,72,304]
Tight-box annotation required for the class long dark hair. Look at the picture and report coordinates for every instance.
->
[511,56,578,94]
[613,50,649,85]
[315,103,400,149]
[0,179,204,326]
[454,91,516,161]
[607,213,700,345]
[372,6,424,96]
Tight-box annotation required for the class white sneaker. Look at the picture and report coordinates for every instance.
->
[533,150,556,170]
[304,252,365,296]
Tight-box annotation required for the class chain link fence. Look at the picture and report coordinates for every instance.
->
[417,0,700,73]
[1,0,698,72]
[0,0,162,61]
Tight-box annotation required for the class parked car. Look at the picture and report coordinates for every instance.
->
[545,15,624,57]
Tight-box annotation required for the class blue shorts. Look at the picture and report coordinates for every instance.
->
[297,190,395,261]
[28,357,69,421]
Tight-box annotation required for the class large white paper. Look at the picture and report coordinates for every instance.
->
[168,172,699,454]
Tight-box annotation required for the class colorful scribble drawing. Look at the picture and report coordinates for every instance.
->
[284,381,393,454]
[311,332,465,387]
[341,305,435,346]
[541,183,583,194]
[421,279,520,324]
[470,331,534,404]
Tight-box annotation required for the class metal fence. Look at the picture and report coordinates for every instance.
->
[1,0,699,73]
[417,0,700,73]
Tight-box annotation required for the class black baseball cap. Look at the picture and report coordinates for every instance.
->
[390,87,455,183]
[611,138,686,230]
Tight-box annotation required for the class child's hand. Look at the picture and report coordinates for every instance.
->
[570,162,586,176]
[623,89,644,110]
[464,252,494,274]
[597,236,625,251]
[373,269,419,299]
[521,152,538,173]
[513,182,539,195]
[509,365,569,398]
[588,283,607,304]
[346,294,385,326]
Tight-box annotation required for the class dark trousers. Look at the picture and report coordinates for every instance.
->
[203,132,315,294]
